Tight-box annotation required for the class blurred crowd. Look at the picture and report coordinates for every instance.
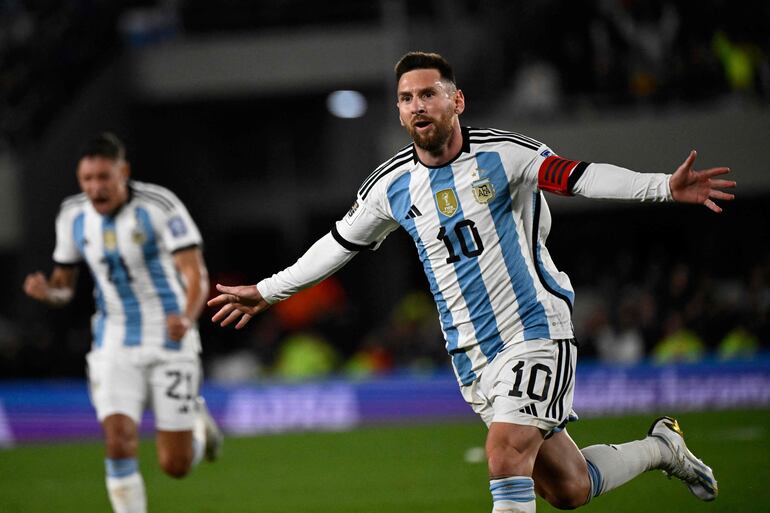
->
[0,0,124,148]
[575,255,769,366]
[500,0,770,117]
[2,0,769,147]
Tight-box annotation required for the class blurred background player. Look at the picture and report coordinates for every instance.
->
[23,132,222,513]
[207,52,733,513]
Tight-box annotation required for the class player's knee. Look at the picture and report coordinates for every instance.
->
[158,453,192,479]
[486,437,538,476]
[486,444,531,477]
[104,429,138,458]
[487,451,515,477]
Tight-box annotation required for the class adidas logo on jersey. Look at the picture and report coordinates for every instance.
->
[405,205,422,220]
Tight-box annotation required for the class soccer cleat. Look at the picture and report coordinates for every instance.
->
[195,397,224,462]
[647,416,717,501]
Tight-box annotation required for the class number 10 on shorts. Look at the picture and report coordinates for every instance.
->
[508,361,553,402]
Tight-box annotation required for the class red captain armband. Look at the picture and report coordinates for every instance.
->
[537,156,589,196]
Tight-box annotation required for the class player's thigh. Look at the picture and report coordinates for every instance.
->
[533,429,591,508]
[86,350,146,424]
[149,357,200,431]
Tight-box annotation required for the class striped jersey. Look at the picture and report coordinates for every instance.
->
[334,127,587,387]
[53,180,203,354]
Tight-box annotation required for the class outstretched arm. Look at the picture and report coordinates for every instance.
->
[23,265,78,307]
[669,150,735,213]
[207,231,357,329]
[557,150,735,210]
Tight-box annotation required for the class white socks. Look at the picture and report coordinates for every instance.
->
[105,458,146,513]
[581,437,669,498]
[490,476,536,512]
[191,432,205,467]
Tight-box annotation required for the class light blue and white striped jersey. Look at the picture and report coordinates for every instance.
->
[334,127,578,386]
[53,180,202,354]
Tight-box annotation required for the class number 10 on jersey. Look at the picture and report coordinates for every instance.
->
[437,219,484,264]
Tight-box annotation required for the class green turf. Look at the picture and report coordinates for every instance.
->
[0,409,768,512]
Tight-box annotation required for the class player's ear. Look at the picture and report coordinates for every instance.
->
[121,161,131,181]
[454,89,465,115]
[398,104,405,126]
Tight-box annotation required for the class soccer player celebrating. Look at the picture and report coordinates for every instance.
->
[24,133,222,513]
[208,52,733,512]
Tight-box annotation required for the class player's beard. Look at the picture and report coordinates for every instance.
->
[408,110,455,154]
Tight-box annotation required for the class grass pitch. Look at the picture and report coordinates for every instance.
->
[1,408,768,512]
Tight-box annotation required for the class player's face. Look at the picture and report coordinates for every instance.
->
[397,69,462,153]
[77,156,129,216]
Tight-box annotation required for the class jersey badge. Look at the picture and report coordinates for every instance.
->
[435,188,458,217]
[472,178,496,204]
[540,149,553,157]
[103,229,117,250]
[131,228,147,245]
[168,216,188,237]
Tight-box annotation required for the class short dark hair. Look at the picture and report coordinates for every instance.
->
[395,52,456,85]
[79,132,126,161]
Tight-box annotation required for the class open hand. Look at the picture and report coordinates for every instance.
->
[669,150,735,213]
[207,284,270,329]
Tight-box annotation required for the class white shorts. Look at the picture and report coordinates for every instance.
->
[86,349,202,431]
[461,338,578,434]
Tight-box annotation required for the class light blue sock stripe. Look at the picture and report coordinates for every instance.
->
[490,477,536,503]
[105,458,138,478]
[489,479,534,492]
[585,458,604,497]
[493,492,537,502]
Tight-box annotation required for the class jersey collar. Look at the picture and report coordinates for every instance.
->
[99,181,134,219]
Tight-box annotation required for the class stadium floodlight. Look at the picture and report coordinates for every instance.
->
[327,90,367,119]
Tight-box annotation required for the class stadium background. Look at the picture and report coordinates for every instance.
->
[0,1,769,512]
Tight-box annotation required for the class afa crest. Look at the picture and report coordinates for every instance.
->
[435,188,458,217]
[131,229,147,245]
[472,178,496,204]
